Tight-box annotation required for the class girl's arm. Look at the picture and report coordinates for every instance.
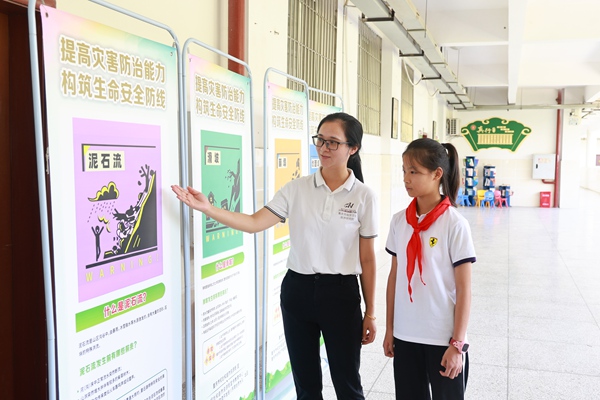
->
[440,261,472,379]
[172,185,281,233]
[452,262,472,342]
[383,255,397,357]
[358,237,377,345]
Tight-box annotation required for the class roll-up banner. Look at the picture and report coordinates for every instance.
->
[308,100,342,174]
[40,6,182,399]
[188,54,256,400]
[264,82,309,399]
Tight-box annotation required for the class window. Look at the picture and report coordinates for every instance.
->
[357,19,382,136]
[287,0,338,105]
[401,62,414,143]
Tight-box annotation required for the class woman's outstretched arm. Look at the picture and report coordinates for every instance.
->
[172,185,281,234]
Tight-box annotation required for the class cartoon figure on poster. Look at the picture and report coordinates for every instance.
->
[74,118,163,302]
[201,130,243,258]
[87,165,157,260]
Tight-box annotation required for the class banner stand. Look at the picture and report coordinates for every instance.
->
[262,68,310,400]
[307,87,344,112]
[27,1,57,399]
[182,38,258,400]
[29,0,185,398]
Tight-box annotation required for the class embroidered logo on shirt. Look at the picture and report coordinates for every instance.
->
[429,237,438,247]
[338,202,357,221]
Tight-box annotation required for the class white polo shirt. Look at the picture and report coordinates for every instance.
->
[265,169,378,275]
[385,206,476,346]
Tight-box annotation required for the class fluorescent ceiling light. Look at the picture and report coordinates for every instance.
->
[447,82,466,95]
[432,64,458,82]
[441,92,460,103]
[429,78,452,93]
[423,46,445,64]
[406,56,439,79]
[370,17,421,54]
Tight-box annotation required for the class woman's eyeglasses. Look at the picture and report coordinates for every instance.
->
[312,136,350,151]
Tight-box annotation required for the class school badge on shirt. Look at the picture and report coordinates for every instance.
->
[338,202,357,221]
[429,237,438,247]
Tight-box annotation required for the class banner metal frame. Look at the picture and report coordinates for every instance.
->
[29,1,185,398]
[182,38,258,400]
[27,1,57,398]
[308,87,344,112]
[261,68,310,400]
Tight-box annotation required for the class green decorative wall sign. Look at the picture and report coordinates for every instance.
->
[461,117,531,152]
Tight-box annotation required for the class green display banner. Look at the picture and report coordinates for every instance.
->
[75,283,165,332]
[272,239,291,255]
[461,117,531,152]
[190,55,256,400]
[201,130,244,258]
[200,252,245,279]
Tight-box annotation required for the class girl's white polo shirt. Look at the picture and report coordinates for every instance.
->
[265,169,378,276]
[385,206,476,346]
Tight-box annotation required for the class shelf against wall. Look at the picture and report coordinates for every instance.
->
[483,165,496,191]
[464,156,478,205]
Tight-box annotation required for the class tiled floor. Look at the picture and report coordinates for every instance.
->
[322,188,600,399]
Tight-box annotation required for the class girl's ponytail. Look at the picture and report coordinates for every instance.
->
[442,143,460,206]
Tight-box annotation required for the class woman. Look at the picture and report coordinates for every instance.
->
[172,112,378,399]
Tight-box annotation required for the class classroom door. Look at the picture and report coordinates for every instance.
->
[0,1,53,398]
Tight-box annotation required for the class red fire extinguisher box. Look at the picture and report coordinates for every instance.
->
[540,191,551,208]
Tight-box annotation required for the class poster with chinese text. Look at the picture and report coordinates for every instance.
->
[264,82,309,398]
[189,54,256,400]
[41,6,182,399]
[200,130,243,258]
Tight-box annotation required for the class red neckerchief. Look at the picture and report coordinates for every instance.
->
[405,196,451,302]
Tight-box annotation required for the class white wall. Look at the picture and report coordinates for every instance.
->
[341,5,411,247]
[247,0,289,149]
[57,0,224,64]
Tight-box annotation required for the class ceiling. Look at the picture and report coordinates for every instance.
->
[357,0,600,114]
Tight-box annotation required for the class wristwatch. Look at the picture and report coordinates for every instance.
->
[449,338,469,354]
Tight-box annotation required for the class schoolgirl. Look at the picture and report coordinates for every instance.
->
[173,112,378,399]
[383,138,476,400]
